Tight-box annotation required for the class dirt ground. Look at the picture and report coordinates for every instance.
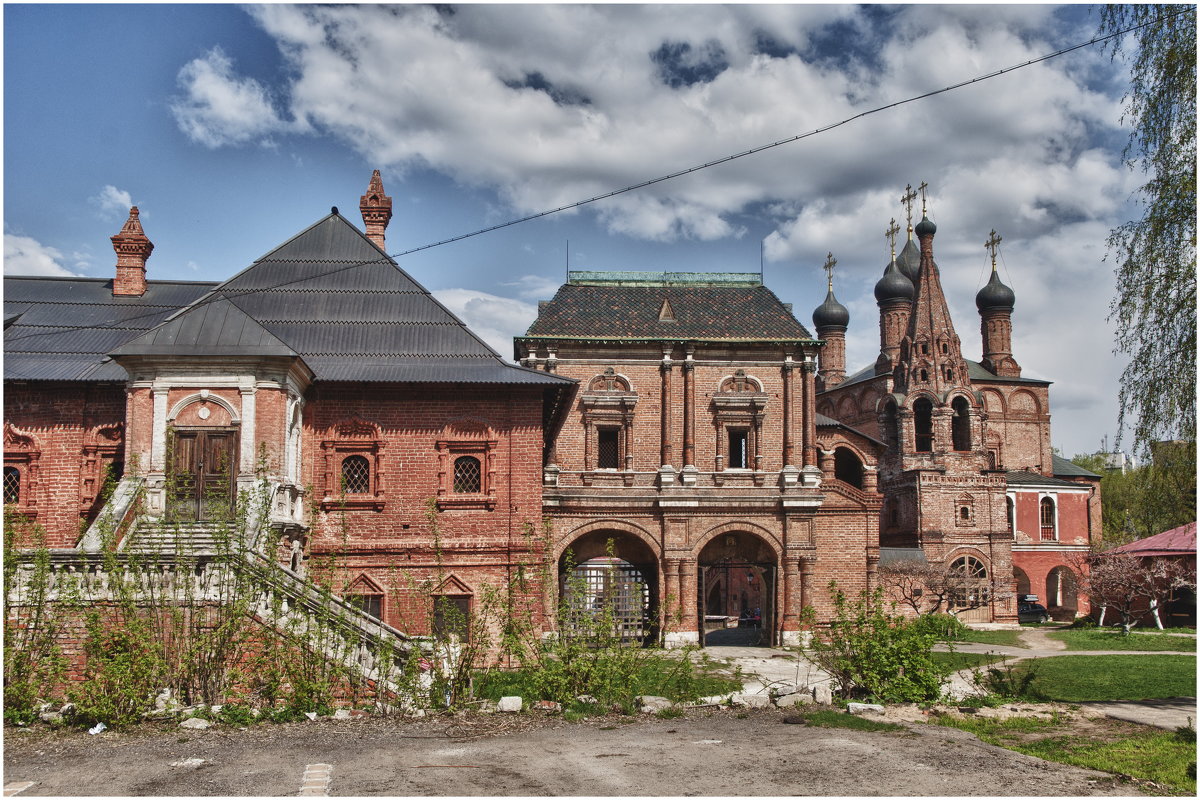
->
[3,705,1145,797]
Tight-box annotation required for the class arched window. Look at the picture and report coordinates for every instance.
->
[3,466,20,505]
[1006,496,1015,533]
[1040,497,1057,540]
[341,455,370,494]
[454,456,482,493]
[833,448,864,489]
[948,556,990,615]
[913,398,934,452]
[951,397,971,451]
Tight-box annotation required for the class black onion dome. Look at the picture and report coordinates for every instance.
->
[976,269,1016,312]
[813,288,850,330]
[897,237,920,282]
[915,214,937,237]
[874,258,915,304]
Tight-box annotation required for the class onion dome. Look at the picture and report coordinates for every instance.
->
[874,258,915,304]
[897,237,920,282]
[915,214,937,237]
[976,269,1016,312]
[813,288,850,330]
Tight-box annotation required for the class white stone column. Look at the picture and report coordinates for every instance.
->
[240,385,257,474]
[151,387,169,471]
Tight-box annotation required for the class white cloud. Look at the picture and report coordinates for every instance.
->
[432,288,539,361]
[89,185,134,221]
[4,234,80,277]
[170,46,288,148]
[169,4,1133,455]
[219,4,1125,249]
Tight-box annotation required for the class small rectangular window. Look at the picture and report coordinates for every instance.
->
[597,428,620,469]
[346,593,382,620]
[433,596,471,640]
[728,429,749,469]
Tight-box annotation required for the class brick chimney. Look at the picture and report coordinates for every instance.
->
[111,206,153,297]
[359,169,393,251]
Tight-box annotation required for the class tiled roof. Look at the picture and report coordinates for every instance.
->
[111,212,573,386]
[1051,454,1101,478]
[1005,469,1082,488]
[816,413,884,446]
[523,272,813,341]
[1106,522,1196,557]
[4,277,217,381]
[833,358,1051,391]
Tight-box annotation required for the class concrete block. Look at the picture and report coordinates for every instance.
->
[811,684,833,705]
[638,696,673,713]
[847,702,885,715]
[774,693,812,708]
[732,693,772,708]
[498,696,523,713]
[179,717,211,729]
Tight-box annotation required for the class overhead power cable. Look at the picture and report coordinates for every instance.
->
[5,6,1189,347]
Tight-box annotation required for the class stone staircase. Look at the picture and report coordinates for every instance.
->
[122,522,244,556]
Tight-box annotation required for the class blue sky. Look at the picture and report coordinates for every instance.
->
[4,4,1142,458]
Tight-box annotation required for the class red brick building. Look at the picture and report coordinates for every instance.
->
[4,172,573,643]
[5,174,1099,653]
[809,199,1100,621]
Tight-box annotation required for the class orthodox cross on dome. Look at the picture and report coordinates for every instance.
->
[918,181,929,215]
[985,229,1003,271]
[885,218,900,259]
[822,252,837,290]
[900,184,918,235]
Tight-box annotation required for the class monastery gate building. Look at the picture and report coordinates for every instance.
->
[4,172,1099,654]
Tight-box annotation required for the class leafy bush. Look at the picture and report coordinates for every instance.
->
[801,583,949,703]
[971,658,1043,701]
[911,613,969,641]
[71,621,165,727]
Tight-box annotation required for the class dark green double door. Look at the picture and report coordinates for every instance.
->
[170,428,236,521]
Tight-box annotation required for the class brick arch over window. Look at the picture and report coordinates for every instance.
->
[4,423,41,518]
[717,370,763,393]
[167,392,240,426]
[321,417,385,510]
[588,367,634,393]
[436,418,497,510]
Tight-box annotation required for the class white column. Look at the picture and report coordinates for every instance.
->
[240,386,257,474]
[151,387,169,471]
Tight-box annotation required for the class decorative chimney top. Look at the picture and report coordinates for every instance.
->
[360,169,393,251]
[110,206,153,297]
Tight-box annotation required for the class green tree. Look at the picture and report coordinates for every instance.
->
[1099,5,1196,453]
[1072,444,1196,546]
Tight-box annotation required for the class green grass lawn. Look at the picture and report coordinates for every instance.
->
[936,714,1197,796]
[1047,629,1198,652]
[930,650,1007,672]
[958,629,1027,647]
[1016,655,1196,702]
[799,708,904,732]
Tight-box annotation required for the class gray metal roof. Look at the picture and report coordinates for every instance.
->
[111,212,571,386]
[1005,469,1085,488]
[833,358,1051,391]
[1051,454,1101,479]
[4,277,217,382]
[816,413,885,447]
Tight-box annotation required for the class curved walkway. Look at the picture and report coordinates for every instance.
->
[705,627,1196,729]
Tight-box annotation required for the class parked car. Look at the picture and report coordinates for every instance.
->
[1018,602,1050,624]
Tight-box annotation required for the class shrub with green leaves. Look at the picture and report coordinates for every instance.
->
[802,583,949,703]
[910,612,969,641]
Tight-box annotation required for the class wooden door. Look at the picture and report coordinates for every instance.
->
[170,429,236,521]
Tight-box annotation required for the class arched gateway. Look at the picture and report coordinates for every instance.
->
[697,531,779,647]
[558,530,659,645]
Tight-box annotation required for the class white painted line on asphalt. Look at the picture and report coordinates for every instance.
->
[4,782,35,797]
[298,763,332,797]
